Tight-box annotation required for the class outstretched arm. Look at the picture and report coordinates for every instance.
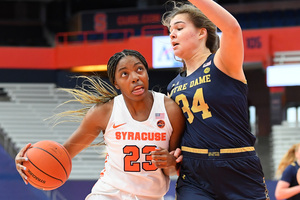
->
[189,0,245,81]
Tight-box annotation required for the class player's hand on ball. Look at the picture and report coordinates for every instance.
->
[15,143,31,184]
[151,147,176,168]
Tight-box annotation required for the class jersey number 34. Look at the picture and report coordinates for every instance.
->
[175,88,212,123]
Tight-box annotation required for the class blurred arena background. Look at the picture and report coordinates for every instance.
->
[1,0,300,199]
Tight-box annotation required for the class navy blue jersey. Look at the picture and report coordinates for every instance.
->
[167,54,256,149]
[281,162,300,200]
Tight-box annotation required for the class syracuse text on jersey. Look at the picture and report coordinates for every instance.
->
[115,131,167,141]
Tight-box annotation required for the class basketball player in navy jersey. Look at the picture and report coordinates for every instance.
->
[162,0,269,199]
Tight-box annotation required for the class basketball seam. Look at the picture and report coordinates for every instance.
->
[57,143,72,170]
[26,156,64,184]
[31,146,69,179]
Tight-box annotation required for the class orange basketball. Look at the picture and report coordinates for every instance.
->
[23,140,72,190]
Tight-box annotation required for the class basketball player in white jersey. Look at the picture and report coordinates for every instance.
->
[15,49,185,200]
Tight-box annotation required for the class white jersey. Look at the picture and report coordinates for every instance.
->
[92,91,173,198]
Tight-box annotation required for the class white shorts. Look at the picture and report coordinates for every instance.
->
[85,179,164,200]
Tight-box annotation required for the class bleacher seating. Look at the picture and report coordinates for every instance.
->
[0,83,105,180]
[273,51,300,65]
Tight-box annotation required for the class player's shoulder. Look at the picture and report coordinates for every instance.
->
[163,95,174,105]
[164,95,183,116]
[83,98,114,130]
[86,98,114,119]
[284,162,299,173]
[94,98,114,112]
[290,161,299,169]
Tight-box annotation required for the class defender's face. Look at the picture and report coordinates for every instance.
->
[169,13,204,60]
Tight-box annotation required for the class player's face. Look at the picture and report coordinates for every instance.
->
[169,13,204,60]
[114,56,149,101]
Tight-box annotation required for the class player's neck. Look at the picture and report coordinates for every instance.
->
[185,52,211,76]
[125,91,154,122]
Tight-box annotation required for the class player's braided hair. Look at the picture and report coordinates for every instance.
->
[48,75,118,126]
[48,49,148,125]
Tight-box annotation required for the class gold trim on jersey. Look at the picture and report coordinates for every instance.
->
[220,146,255,153]
[182,146,208,154]
[181,146,255,155]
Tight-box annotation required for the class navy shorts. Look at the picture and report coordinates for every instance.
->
[176,148,270,200]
